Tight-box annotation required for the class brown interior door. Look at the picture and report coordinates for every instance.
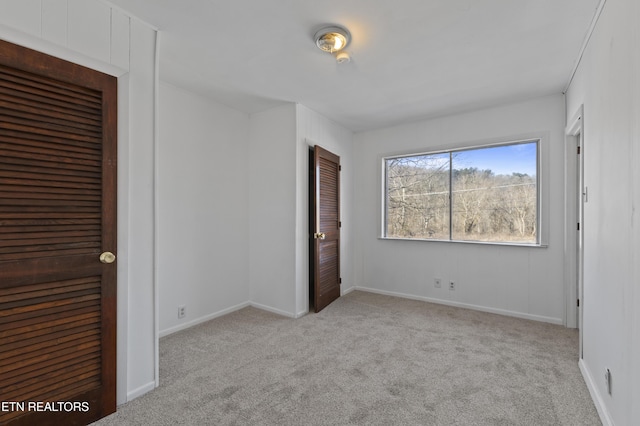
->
[311,145,341,313]
[0,40,117,425]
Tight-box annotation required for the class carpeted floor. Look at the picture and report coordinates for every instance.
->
[93,291,601,425]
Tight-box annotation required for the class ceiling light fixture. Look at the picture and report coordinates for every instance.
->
[314,25,351,54]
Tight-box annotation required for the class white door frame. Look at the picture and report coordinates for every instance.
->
[564,106,584,355]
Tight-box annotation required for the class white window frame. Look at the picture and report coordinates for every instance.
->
[380,137,545,247]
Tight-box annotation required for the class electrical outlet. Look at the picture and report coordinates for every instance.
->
[449,281,455,291]
[178,305,186,319]
[434,278,442,288]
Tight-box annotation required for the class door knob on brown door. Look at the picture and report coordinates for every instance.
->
[314,233,326,239]
[100,252,116,264]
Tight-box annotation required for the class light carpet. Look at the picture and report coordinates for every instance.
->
[93,291,600,425]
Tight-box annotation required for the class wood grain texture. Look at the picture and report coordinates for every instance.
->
[312,146,341,313]
[0,39,117,426]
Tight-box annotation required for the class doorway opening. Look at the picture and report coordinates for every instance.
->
[565,106,584,358]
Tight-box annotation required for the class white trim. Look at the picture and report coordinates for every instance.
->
[379,236,547,248]
[115,72,130,407]
[564,0,608,93]
[152,30,160,389]
[342,286,356,296]
[126,381,156,402]
[564,105,583,329]
[0,23,126,77]
[249,302,296,318]
[159,300,303,338]
[159,302,251,338]
[565,106,584,136]
[579,359,614,426]
[380,137,541,160]
[98,0,159,31]
[353,287,563,325]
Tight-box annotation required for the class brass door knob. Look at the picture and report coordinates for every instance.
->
[100,251,116,264]
[314,233,326,240]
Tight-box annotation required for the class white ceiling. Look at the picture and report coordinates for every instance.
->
[109,0,600,132]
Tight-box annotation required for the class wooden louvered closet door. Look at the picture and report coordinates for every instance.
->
[0,40,117,425]
[311,145,340,313]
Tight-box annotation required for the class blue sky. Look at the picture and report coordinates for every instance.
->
[453,142,537,176]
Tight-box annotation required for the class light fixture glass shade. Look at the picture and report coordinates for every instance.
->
[314,26,350,53]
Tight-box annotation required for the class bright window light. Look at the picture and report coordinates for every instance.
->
[384,140,539,245]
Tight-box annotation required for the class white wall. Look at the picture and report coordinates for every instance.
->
[0,0,157,405]
[353,95,566,324]
[157,82,250,336]
[295,104,354,316]
[156,96,353,326]
[247,103,353,318]
[565,0,640,424]
[248,104,298,316]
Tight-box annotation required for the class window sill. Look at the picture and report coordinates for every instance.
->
[378,236,547,248]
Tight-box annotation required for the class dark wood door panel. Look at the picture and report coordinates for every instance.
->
[0,40,116,425]
[312,146,341,313]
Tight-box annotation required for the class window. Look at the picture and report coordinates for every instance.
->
[384,140,539,244]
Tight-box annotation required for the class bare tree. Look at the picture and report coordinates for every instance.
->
[386,155,449,238]
[386,156,536,243]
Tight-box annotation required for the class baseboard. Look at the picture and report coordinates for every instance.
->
[579,359,614,426]
[249,302,296,318]
[353,286,563,325]
[126,381,156,402]
[159,300,299,339]
[341,286,356,296]
[159,301,251,338]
